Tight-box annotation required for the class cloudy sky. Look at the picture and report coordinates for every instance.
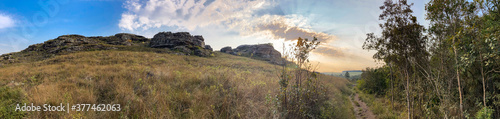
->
[0,0,429,72]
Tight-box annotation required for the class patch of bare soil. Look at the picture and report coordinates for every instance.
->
[350,93,376,119]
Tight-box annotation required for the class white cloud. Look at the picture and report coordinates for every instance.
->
[249,15,335,42]
[115,0,385,72]
[119,0,266,31]
[118,0,354,72]
[0,14,15,29]
[118,0,336,43]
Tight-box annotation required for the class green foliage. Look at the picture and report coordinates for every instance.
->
[0,87,26,119]
[475,107,494,119]
[357,67,388,95]
[358,0,500,118]
[276,37,335,118]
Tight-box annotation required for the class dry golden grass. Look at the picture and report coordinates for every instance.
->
[0,50,352,118]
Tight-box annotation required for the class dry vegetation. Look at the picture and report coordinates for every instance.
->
[0,50,353,118]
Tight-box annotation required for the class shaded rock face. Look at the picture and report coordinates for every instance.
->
[19,32,213,57]
[149,32,212,57]
[204,45,213,51]
[150,32,204,48]
[101,33,149,45]
[233,44,281,60]
[2,31,213,64]
[24,35,113,54]
[220,46,234,54]
[23,33,151,54]
[220,44,288,65]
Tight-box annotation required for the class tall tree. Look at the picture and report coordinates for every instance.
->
[363,0,428,118]
[426,0,470,117]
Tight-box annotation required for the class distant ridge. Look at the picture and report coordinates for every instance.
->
[342,70,362,73]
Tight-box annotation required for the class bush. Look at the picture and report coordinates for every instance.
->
[475,107,494,119]
[0,87,26,119]
[276,37,335,118]
[357,67,389,95]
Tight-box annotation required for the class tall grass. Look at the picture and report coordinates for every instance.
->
[0,50,352,118]
[355,88,406,119]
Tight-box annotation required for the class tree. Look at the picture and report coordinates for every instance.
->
[277,37,330,118]
[363,0,428,118]
[426,0,500,117]
[357,0,500,118]
[345,72,350,79]
[357,67,389,95]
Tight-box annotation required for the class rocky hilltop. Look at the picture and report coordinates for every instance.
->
[23,33,149,54]
[20,32,213,57]
[220,44,289,65]
[1,32,292,66]
[0,32,214,65]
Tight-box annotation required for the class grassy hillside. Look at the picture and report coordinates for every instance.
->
[0,50,354,118]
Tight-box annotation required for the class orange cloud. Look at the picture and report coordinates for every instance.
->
[254,19,335,43]
[313,45,345,58]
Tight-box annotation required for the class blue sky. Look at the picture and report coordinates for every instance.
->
[0,0,429,72]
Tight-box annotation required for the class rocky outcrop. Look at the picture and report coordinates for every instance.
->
[24,35,114,54]
[1,31,215,64]
[204,45,213,51]
[149,32,206,48]
[149,32,212,56]
[99,33,149,46]
[220,46,234,54]
[220,44,289,65]
[233,44,281,60]
[19,32,213,57]
[22,33,152,54]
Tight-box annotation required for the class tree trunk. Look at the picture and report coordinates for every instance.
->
[406,69,411,119]
[390,63,394,110]
[452,38,464,118]
[480,53,487,108]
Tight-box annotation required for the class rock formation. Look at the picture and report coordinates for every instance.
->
[17,31,213,57]
[219,44,289,65]
[149,32,212,56]
[220,46,234,54]
[102,33,149,45]
[23,35,117,54]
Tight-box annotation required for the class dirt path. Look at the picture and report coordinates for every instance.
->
[350,93,376,119]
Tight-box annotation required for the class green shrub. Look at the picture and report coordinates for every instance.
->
[0,86,26,119]
[276,37,337,118]
[475,107,494,119]
[357,67,389,95]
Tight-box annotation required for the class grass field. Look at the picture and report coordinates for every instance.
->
[0,50,354,118]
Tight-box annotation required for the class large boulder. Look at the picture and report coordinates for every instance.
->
[220,46,234,54]
[204,45,213,51]
[233,44,281,60]
[220,44,289,65]
[149,32,212,57]
[150,32,204,48]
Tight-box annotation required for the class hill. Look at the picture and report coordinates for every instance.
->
[0,32,354,118]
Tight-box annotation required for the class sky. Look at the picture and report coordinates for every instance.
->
[0,0,429,72]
